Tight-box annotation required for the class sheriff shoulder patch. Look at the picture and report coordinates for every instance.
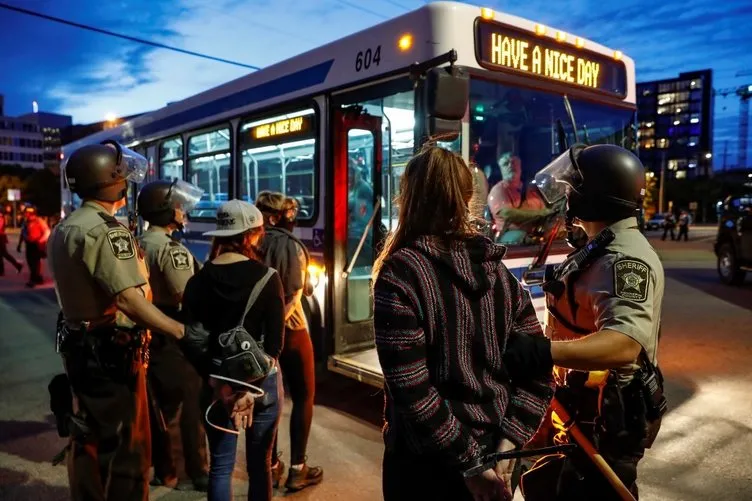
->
[169,247,191,270]
[106,228,136,260]
[613,258,650,303]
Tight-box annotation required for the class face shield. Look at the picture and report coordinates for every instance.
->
[101,140,148,184]
[533,146,585,205]
[167,179,204,213]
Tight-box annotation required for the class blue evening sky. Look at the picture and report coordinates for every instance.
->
[1,0,750,168]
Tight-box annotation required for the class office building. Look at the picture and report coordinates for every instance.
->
[637,69,714,179]
[20,111,73,171]
[0,113,44,169]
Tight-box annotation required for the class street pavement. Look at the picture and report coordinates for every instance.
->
[1,226,751,500]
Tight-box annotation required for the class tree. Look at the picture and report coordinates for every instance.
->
[24,168,61,217]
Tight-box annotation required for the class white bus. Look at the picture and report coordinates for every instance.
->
[61,1,637,387]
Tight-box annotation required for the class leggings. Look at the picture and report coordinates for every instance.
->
[273,327,316,465]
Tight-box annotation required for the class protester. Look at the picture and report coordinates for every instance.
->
[373,144,555,501]
[181,199,286,501]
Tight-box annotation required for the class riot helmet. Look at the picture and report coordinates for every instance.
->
[63,140,148,203]
[534,143,645,223]
[137,179,204,230]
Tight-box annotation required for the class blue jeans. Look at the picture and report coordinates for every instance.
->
[204,369,283,501]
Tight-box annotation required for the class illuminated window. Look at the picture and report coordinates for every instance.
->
[657,138,669,149]
[187,127,231,218]
[238,108,317,221]
[159,135,183,181]
[675,170,687,179]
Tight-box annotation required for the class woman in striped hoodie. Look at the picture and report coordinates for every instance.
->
[374,145,555,501]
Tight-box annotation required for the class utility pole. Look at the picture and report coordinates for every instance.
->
[658,150,666,214]
[722,140,729,171]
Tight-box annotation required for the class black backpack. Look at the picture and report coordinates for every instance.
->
[210,268,277,387]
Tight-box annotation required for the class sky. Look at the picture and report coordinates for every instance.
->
[1,0,751,169]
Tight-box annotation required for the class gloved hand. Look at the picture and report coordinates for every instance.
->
[179,322,210,374]
[503,333,554,382]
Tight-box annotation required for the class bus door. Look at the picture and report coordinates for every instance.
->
[327,106,384,387]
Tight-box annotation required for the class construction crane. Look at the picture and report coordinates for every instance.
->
[715,70,752,169]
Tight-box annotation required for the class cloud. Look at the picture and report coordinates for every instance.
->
[47,0,400,122]
[34,0,752,142]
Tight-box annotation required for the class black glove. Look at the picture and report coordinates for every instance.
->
[179,322,210,375]
[503,333,553,382]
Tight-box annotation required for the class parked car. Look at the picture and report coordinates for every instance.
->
[646,214,667,231]
[714,195,752,285]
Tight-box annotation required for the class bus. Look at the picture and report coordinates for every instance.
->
[61,1,637,387]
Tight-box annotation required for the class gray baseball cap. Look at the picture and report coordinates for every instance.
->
[203,199,264,237]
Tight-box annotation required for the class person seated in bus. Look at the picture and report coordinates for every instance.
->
[255,191,324,492]
[373,144,555,501]
[488,153,554,246]
[181,199,286,501]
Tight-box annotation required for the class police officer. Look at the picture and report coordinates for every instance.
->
[136,179,209,490]
[504,144,666,500]
[48,141,199,501]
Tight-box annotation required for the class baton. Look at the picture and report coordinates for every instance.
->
[551,398,637,501]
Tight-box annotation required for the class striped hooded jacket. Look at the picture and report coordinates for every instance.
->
[374,234,555,469]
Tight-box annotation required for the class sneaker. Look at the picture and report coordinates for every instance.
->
[192,475,209,492]
[285,464,323,492]
[271,459,285,489]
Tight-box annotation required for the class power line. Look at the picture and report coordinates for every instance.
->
[0,1,260,70]
[334,0,389,20]
[380,0,413,10]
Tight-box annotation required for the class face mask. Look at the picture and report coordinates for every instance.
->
[203,375,265,435]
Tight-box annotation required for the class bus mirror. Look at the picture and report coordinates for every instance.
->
[425,66,469,120]
[424,66,469,140]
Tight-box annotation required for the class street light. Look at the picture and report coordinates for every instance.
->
[705,153,713,159]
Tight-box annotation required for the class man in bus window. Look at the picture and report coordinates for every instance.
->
[488,153,553,246]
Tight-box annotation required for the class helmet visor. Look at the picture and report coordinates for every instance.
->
[168,180,204,213]
[533,149,583,205]
[103,142,148,184]
[119,145,149,183]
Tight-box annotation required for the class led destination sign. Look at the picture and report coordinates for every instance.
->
[475,20,627,98]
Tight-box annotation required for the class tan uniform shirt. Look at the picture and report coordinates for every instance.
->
[47,200,151,328]
[544,217,664,385]
[138,227,195,308]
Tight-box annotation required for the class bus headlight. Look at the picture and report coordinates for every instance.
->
[308,263,325,289]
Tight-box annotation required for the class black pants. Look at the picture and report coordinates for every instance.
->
[383,447,474,501]
[63,344,150,501]
[661,226,675,241]
[25,243,43,283]
[677,225,688,241]
[0,237,22,275]
[272,327,316,465]
[148,334,208,481]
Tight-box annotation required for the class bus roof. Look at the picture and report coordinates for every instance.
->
[62,1,635,157]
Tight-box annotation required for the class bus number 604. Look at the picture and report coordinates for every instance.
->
[355,46,382,72]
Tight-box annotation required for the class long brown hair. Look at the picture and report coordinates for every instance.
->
[373,144,479,279]
[209,227,265,261]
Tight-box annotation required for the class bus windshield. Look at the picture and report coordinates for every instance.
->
[469,77,636,253]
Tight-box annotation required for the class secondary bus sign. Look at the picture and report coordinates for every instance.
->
[244,113,315,148]
[474,19,627,98]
